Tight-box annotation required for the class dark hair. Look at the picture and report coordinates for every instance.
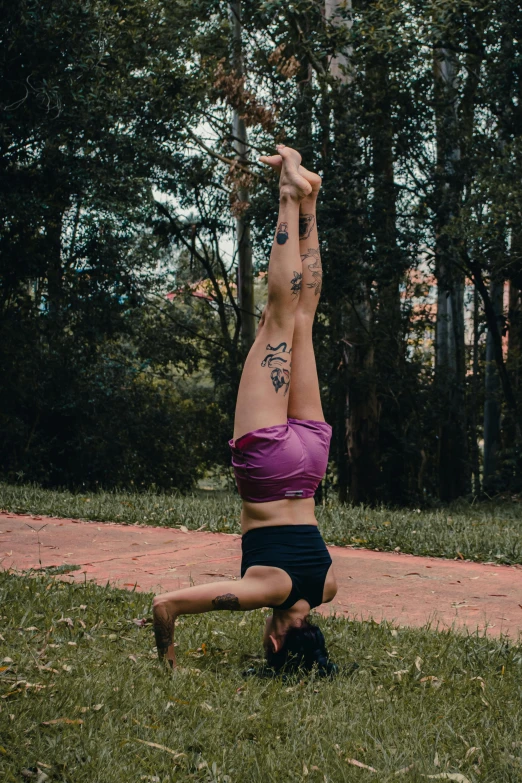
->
[265,619,337,677]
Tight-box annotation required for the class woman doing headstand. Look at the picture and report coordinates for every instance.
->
[153,146,338,675]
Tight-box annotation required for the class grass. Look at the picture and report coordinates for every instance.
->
[1,482,522,565]
[0,571,521,782]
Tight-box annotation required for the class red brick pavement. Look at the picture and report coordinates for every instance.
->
[1,512,521,638]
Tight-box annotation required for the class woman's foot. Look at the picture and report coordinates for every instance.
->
[260,152,322,195]
[268,145,312,200]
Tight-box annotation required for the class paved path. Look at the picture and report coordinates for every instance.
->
[1,512,521,638]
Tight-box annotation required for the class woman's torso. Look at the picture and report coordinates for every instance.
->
[240,497,317,534]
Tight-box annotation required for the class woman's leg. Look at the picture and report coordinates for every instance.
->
[258,157,324,422]
[233,146,311,441]
[287,177,325,422]
[153,566,292,667]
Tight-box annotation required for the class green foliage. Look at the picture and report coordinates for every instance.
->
[0,342,227,490]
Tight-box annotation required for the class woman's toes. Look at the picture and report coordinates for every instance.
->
[259,154,282,169]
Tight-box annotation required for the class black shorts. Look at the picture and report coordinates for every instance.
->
[241,524,332,610]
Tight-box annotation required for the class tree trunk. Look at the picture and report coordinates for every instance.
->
[469,283,481,495]
[295,57,313,158]
[230,0,255,355]
[504,230,522,485]
[433,46,470,500]
[325,0,380,504]
[368,49,404,503]
[483,277,504,492]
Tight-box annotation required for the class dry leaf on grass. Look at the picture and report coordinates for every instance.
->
[57,617,73,628]
[21,769,49,782]
[166,699,189,709]
[425,775,471,783]
[178,525,189,533]
[132,618,150,627]
[395,764,415,775]
[2,690,22,699]
[346,758,378,772]
[420,676,443,688]
[134,739,186,759]
[42,718,83,726]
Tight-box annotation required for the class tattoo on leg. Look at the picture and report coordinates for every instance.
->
[212,593,241,610]
[153,610,174,662]
[299,214,315,239]
[271,367,291,394]
[261,341,292,395]
[276,221,289,245]
[290,271,302,298]
[301,247,322,296]
[307,258,322,296]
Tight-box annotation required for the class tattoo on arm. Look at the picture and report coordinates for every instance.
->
[153,610,175,664]
[301,247,322,297]
[290,271,302,298]
[261,341,292,395]
[299,214,315,239]
[212,593,241,610]
[276,221,289,245]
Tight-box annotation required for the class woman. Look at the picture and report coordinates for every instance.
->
[153,145,338,675]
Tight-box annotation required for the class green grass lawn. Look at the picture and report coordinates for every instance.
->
[0,572,521,782]
[1,482,522,565]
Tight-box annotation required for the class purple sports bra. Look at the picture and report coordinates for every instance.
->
[229,418,332,503]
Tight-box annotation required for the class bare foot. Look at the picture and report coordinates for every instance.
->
[269,145,312,200]
[259,152,321,194]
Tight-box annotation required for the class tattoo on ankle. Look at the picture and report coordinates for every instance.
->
[153,611,174,660]
[301,247,322,296]
[299,214,315,239]
[276,222,289,245]
[290,271,302,297]
[261,341,292,395]
[212,593,241,610]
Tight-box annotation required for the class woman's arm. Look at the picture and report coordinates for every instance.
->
[152,567,290,668]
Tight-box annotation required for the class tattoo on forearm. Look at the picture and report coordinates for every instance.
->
[212,593,241,610]
[153,610,174,662]
[299,214,315,239]
[301,247,322,296]
[290,271,302,298]
[261,341,292,395]
[276,221,289,245]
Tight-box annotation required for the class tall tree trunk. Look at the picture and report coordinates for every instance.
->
[230,0,255,355]
[295,54,313,158]
[325,0,380,504]
[505,230,522,485]
[483,277,504,492]
[369,49,404,503]
[470,283,481,495]
[433,46,470,500]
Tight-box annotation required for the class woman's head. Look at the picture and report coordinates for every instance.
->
[264,616,337,677]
